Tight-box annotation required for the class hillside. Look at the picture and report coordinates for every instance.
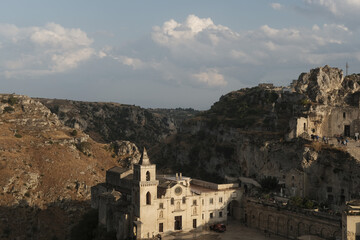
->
[37,99,199,149]
[0,94,135,240]
[154,66,360,203]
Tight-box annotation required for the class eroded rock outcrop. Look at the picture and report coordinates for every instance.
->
[0,94,139,240]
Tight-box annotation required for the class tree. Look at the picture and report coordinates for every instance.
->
[260,176,279,193]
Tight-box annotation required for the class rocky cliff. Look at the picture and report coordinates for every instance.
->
[37,99,198,149]
[155,66,360,203]
[294,65,360,106]
[0,94,139,240]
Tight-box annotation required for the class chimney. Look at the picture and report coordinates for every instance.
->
[176,173,178,180]
[180,173,182,180]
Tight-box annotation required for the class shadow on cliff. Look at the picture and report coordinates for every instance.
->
[0,199,112,240]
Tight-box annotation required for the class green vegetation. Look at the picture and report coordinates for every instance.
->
[3,106,15,113]
[14,133,22,138]
[70,209,98,240]
[1,95,19,106]
[300,98,312,106]
[76,142,92,155]
[70,129,78,136]
[70,209,117,240]
[260,176,279,193]
[7,95,19,106]
[289,196,315,209]
[204,87,280,129]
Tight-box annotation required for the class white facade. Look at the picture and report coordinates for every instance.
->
[92,148,242,239]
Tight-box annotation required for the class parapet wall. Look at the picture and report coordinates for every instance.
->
[191,179,238,190]
[244,198,341,239]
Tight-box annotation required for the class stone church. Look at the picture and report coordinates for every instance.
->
[91,148,242,239]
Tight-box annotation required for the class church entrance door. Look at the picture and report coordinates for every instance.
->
[174,216,182,230]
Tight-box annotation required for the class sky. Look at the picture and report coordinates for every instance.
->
[1,0,360,110]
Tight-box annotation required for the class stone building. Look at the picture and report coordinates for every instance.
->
[289,106,360,139]
[343,200,360,240]
[91,148,242,239]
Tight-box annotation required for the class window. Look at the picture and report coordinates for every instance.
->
[193,200,197,206]
[210,213,213,219]
[171,198,174,205]
[193,219,197,228]
[176,201,181,210]
[327,187,332,192]
[219,197,223,203]
[159,203,164,209]
[159,223,163,232]
[341,189,345,194]
[193,207,197,215]
[182,197,186,204]
[202,214,204,220]
[291,176,295,180]
[159,211,163,218]
[343,112,346,119]
[219,211,223,218]
[209,198,213,204]
[303,123,306,131]
[146,192,151,205]
[146,171,150,181]
[202,199,204,205]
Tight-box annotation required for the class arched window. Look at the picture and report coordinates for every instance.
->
[146,192,151,205]
[176,201,180,210]
[171,198,174,205]
[146,171,150,181]
[182,197,186,204]
[159,210,163,218]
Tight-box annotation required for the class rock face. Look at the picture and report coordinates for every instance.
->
[37,99,197,148]
[294,65,360,105]
[156,66,360,204]
[0,94,137,240]
[111,140,141,168]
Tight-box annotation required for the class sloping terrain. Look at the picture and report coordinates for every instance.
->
[0,94,125,240]
[154,66,360,203]
[37,99,198,149]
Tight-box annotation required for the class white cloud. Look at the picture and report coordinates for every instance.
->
[0,22,95,78]
[192,69,227,87]
[304,0,360,17]
[104,14,358,89]
[270,3,283,10]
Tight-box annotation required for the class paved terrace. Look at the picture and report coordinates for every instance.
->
[162,220,288,240]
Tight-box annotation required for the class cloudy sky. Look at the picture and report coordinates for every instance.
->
[1,0,360,109]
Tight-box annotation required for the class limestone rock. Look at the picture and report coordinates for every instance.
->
[295,65,344,104]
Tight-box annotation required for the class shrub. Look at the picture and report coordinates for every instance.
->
[7,96,19,106]
[14,133,22,138]
[76,142,92,155]
[3,106,14,113]
[289,196,315,209]
[70,129,78,136]
[70,209,98,240]
[260,176,279,193]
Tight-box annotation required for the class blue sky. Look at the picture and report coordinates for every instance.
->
[1,0,360,109]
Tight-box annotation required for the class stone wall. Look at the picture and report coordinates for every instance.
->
[244,199,341,239]
[343,214,360,240]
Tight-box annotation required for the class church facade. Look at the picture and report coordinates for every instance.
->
[91,149,242,239]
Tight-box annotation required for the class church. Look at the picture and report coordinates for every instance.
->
[91,148,242,239]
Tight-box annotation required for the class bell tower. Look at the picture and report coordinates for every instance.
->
[132,148,158,238]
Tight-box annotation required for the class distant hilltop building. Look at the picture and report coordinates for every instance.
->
[91,148,242,239]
